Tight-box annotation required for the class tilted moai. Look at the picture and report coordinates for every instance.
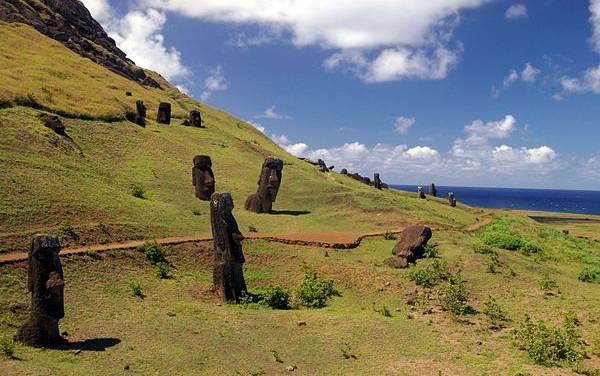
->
[384,225,433,268]
[156,102,171,124]
[192,155,215,201]
[15,235,65,348]
[244,156,283,213]
[317,159,329,173]
[190,110,203,128]
[417,186,426,199]
[448,192,457,207]
[210,192,247,302]
[429,183,437,197]
[374,173,383,189]
[131,100,146,127]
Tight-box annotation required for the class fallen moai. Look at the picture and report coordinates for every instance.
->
[15,235,65,347]
[384,225,433,268]
[211,192,247,302]
[192,155,215,201]
[245,156,283,213]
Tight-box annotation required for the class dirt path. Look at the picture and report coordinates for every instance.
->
[0,217,492,265]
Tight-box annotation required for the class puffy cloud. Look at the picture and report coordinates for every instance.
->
[493,63,541,97]
[591,0,600,53]
[138,0,491,82]
[285,143,309,155]
[81,0,111,21]
[405,146,440,159]
[255,105,292,120]
[521,63,541,83]
[393,116,416,135]
[463,115,516,144]
[505,4,528,20]
[503,70,519,88]
[200,66,228,101]
[561,64,600,94]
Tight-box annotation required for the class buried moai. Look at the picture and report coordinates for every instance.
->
[210,192,247,302]
[15,235,65,348]
[429,183,437,197]
[340,168,348,175]
[192,155,215,201]
[384,225,433,269]
[417,186,426,199]
[190,110,203,128]
[156,102,171,124]
[126,100,147,127]
[245,156,283,213]
[374,173,383,190]
[448,192,457,207]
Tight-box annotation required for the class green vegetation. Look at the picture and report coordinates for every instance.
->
[438,273,474,316]
[383,231,396,240]
[156,262,173,279]
[482,295,509,329]
[539,273,559,295]
[242,285,291,310]
[83,250,102,261]
[481,217,542,255]
[513,313,583,366]
[138,241,167,265]
[130,183,146,199]
[579,266,600,283]
[296,264,338,308]
[408,259,450,288]
[0,337,15,359]
[129,282,144,298]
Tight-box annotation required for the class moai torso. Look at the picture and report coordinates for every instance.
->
[192,155,215,201]
[210,193,247,302]
[374,173,383,189]
[429,183,437,197]
[157,102,171,124]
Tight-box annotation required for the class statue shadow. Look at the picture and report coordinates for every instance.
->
[61,337,121,352]
[269,210,311,216]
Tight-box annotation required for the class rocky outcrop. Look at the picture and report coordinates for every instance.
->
[0,0,161,88]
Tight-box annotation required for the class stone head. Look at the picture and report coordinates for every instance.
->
[30,235,64,319]
[258,157,283,202]
[193,155,215,200]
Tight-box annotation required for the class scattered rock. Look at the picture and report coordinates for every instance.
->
[297,321,307,326]
[73,349,82,355]
[125,91,132,96]
[166,312,176,317]
[124,365,130,370]
[286,365,297,372]
[340,168,348,175]
[39,113,67,136]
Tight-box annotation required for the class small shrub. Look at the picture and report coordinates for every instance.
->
[340,343,357,359]
[423,244,439,258]
[513,313,583,366]
[383,231,396,240]
[482,295,509,328]
[58,221,79,240]
[539,273,559,295]
[129,282,144,298]
[0,337,15,359]
[374,304,392,317]
[131,183,145,199]
[156,262,172,279]
[482,231,523,251]
[437,273,474,316]
[139,241,167,265]
[248,225,258,233]
[486,253,501,273]
[84,250,102,261]
[408,259,450,288]
[521,241,543,255]
[578,266,600,284]
[296,264,338,308]
[474,245,497,255]
[240,285,291,310]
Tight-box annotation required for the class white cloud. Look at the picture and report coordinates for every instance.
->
[463,115,517,144]
[561,64,600,94]
[138,0,491,82]
[255,105,292,120]
[247,120,265,133]
[285,143,309,155]
[176,84,190,94]
[591,0,600,53]
[271,133,291,145]
[503,69,519,87]
[405,146,440,159]
[521,63,541,83]
[200,66,228,101]
[81,0,112,21]
[505,4,528,20]
[393,116,416,135]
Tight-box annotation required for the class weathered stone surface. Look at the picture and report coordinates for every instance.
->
[340,168,348,175]
[448,192,457,207]
[126,100,146,127]
[429,183,437,197]
[0,0,160,88]
[192,155,215,201]
[15,235,65,347]
[245,156,283,213]
[190,110,202,128]
[417,186,426,199]
[38,113,66,136]
[374,173,383,190]
[156,102,171,125]
[210,193,247,302]
[385,225,432,268]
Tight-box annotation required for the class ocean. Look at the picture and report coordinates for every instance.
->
[391,185,600,216]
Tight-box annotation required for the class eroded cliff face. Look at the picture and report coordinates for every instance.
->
[0,0,161,88]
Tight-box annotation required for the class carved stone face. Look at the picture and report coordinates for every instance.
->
[30,235,64,320]
[193,156,215,201]
[157,102,171,124]
[258,158,283,202]
[190,110,202,127]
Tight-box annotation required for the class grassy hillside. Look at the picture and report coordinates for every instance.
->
[0,22,477,252]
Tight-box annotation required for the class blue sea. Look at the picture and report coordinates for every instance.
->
[391,185,600,215]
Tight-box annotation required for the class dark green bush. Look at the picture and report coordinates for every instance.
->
[156,262,172,279]
[84,250,102,261]
[296,264,338,308]
[131,183,145,199]
[513,313,583,366]
[383,231,396,240]
[0,337,16,359]
[248,225,258,233]
[482,232,523,251]
[240,285,291,310]
[578,266,600,283]
[139,241,167,265]
[129,282,144,298]
[408,259,450,288]
[423,244,439,258]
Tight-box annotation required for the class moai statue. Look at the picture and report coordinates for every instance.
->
[448,192,457,207]
[210,192,247,302]
[15,235,65,348]
[429,183,437,197]
[362,176,371,185]
[156,102,171,124]
[192,155,215,201]
[417,186,426,199]
[245,156,283,213]
[317,159,329,172]
[374,173,383,189]
[190,110,203,128]
[340,168,348,175]
[135,100,146,127]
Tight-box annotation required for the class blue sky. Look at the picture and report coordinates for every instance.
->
[83,0,600,189]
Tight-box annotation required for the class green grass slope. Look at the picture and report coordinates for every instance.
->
[0,22,477,252]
